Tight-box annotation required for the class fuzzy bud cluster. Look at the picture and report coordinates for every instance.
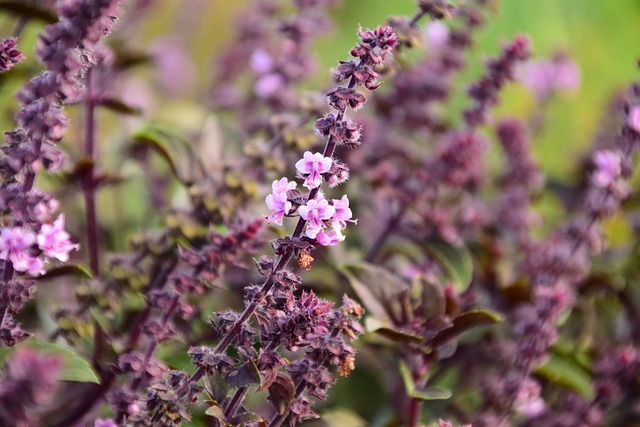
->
[0,38,24,73]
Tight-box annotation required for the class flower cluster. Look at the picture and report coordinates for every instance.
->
[265,152,354,246]
[265,26,396,247]
[0,215,77,276]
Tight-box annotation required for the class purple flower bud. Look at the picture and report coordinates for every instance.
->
[37,214,78,262]
[628,105,640,133]
[592,150,622,188]
[0,38,25,73]
[326,86,366,111]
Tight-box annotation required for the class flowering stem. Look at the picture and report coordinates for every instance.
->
[408,397,422,427]
[84,68,99,274]
[222,341,277,422]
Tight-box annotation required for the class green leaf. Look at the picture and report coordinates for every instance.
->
[230,412,265,425]
[0,340,99,383]
[339,263,410,324]
[204,402,226,422]
[422,239,473,292]
[398,360,451,401]
[431,309,502,348]
[536,353,595,400]
[204,372,232,403]
[224,359,262,388]
[375,327,425,344]
[37,263,93,281]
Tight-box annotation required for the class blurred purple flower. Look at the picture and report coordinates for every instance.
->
[424,21,449,53]
[628,105,640,133]
[0,348,60,426]
[255,73,286,98]
[150,36,196,95]
[94,419,118,427]
[0,227,44,276]
[250,48,275,74]
[592,150,622,188]
[37,214,78,262]
[520,53,580,99]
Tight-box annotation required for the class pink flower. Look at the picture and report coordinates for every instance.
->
[592,150,622,188]
[11,252,46,276]
[424,21,449,53]
[0,227,44,276]
[316,227,344,246]
[255,73,285,98]
[298,197,335,239]
[250,48,274,74]
[295,151,333,189]
[514,378,546,418]
[94,419,118,427]
[628,105,640,133]
[37,214,78,262]
[265,178,297,226]
[331,195,355,230]
[519,54,580,99]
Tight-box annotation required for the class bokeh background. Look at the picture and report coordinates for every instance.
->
[2,1,640,425]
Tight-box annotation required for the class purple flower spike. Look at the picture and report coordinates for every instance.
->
[295,151,333,189]
[299,197,335,239]
[37,214,78,262]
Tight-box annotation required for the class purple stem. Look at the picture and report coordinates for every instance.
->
[84,68,99,274]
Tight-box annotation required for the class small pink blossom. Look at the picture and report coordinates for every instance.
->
[0,227,44,276]
[514,378,546,418]
[250,48,274,74]
[298,197,335,239]
[265,178,297,226]
[628,105,640,133]
[11,251,45,276]
[519,54,580,99]
[37,214,78,262]
[255,73,285,98]
[316,227,344,246]
[295,151,333,189]
[94,419,118,427]
[592,150,622,188]
[331,195,355,230]
[424,21,449,53]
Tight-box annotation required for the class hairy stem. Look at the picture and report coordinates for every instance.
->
[84,68,99,274]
